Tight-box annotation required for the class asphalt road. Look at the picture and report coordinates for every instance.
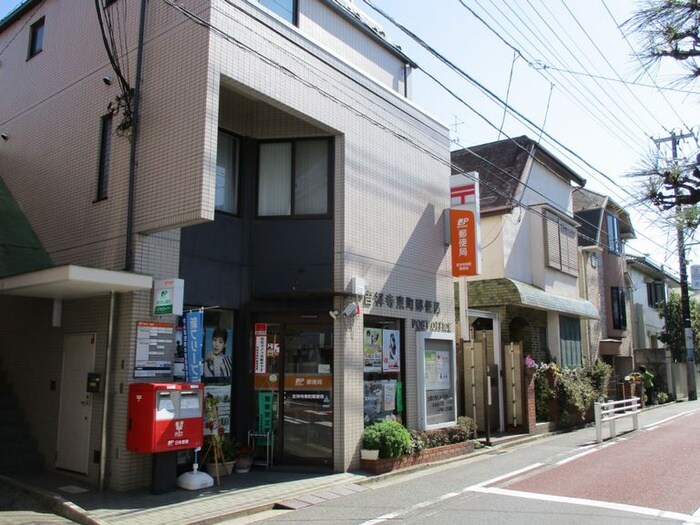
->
[225,401,700,524]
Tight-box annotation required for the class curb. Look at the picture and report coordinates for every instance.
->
[0,474,106,525]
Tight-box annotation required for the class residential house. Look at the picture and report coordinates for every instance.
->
[451,136,598,432]
[573,187,636,386]
[626,255,680,397]
[0,0,454,490]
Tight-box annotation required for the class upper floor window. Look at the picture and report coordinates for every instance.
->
[96,114,113,201]
[646,281,666,307]
[544,210,578,276]
[259,0,297,25]
[27,17,45,59]
[216,130,239,214]
[258,138,330,217]
[606,212,621,254]
[611,286,627,330]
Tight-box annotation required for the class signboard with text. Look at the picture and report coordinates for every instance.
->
[450,173,481,276]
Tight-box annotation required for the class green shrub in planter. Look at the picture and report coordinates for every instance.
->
[362,420,412,458]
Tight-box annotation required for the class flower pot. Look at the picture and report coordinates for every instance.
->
[235,456,253,473]
[360,449,379,460]
[205,461,234,477]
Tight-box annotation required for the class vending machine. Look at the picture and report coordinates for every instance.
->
[126,382,204,453]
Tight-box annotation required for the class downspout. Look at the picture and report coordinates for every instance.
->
[99,292,116,490]
[125,0,149,271]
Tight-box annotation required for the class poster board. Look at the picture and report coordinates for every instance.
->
[416,331,456,429]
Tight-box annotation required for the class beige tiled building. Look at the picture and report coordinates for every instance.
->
[0,0,455,490]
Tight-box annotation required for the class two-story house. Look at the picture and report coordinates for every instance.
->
[573,188,635,386]
[626,255,680,397]
[0,0,454,490]
[451,136,598,432]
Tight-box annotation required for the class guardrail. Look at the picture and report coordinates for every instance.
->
[594,397,640,443]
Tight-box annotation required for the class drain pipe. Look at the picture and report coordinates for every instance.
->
[99,292,116,491]
[125,0,148,271]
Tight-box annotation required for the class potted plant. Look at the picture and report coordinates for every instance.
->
[361,420,412,459]
[235,444,255,473]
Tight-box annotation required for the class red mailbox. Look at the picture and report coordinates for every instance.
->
[127,382,204,453]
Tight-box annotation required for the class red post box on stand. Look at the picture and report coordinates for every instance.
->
[127,382,204,453]
[127,383,203,493]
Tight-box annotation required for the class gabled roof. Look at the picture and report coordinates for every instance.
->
[450,136,586,215]
[572,187,636,246]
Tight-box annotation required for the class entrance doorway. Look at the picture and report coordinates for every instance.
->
[56,333,95,474]
[464,310,505,433]
[253,323,333,467]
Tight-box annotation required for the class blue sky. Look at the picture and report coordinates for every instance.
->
[3,0,700,274]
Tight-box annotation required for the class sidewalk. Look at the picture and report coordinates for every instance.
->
[1,401,694,525]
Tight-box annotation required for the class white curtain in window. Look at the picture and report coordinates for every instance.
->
[259,142,292,216]
[295,140,328,215]
[216,132,238,213]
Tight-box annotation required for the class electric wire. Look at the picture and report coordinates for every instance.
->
[163,0,676,268]
[362,0,678,239]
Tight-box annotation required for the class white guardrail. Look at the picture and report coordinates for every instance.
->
[594,397,641,443]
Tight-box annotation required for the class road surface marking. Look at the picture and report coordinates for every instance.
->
[468,462,544,488]
[358,464,544,525]
[646,407,700,431]
[556,447,598,465]
[469,486,700,523]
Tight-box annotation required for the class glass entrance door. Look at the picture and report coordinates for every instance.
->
[281,325,333,466]
[253,323,333,467]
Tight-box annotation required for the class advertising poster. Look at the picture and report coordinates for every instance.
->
[363,328,383,373]
[202,327,233,381]
[424,350,451,390]
[204,384,231,435]
[382,329,400,373]
[183,310,203,383]
[363,380,384,424]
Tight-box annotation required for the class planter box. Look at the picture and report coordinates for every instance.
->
[361,441,475,475]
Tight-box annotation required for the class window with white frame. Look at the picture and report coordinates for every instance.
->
[216,130,239,214]
[606,212,621,254]
[258,138,330,217]
[544,210,578,276]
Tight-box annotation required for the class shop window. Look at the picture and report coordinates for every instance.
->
[257,138,330,217]
[258,0,297,25]
[216,130,239,214]
[363,317,404,425]
[27,16,45,59]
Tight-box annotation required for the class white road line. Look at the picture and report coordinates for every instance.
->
[556,447,598,465]
[469,486,700,523]
[468,462,544,488]
[646,407,700,431]
[358,464,545,525]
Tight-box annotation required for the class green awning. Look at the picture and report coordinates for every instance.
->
[468,278,599,319]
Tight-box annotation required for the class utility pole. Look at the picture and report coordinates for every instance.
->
[654,130,697,401]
